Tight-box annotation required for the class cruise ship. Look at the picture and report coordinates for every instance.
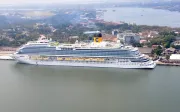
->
[13,35,156,69]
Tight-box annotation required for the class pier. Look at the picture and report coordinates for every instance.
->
[156,61,180,66]
[0,51,14,60]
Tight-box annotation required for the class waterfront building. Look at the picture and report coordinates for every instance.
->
[112,30,119,36]
[170,54,180,61]
[138,47,152,56]
[164,48,176,55]
[117,32,140,45]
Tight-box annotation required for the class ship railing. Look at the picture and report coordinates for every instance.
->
[40,55,141,59]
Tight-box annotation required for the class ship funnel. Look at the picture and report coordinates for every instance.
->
[93,33,103,43]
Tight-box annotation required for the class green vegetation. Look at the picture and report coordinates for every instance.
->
[0,38,10,46]
[95,23,140,33]
[152,46,163,56]
[149,31,176,48]
[0,32,39,47]
[95,22,180,33]
[52,24,93,43]
[0,16,180,48]
[165,55,170,60]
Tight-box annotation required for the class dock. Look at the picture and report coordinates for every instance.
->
[0,51,14,60]
[0,55,14,60]
[156,61,180,66]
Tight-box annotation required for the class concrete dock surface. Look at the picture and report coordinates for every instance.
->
[0,51,15,60]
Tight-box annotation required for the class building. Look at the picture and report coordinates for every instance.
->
[80,21,97,28]
[138,47,152,56]
[164,48,176,55]
[102,34,117,42]
[112,30,119,36]
[175,37,180,41]
[173,40,180,46]
[170,54,180,61]
[139,31,159,38]
[174,37,180,46]
[69,36,79,39]
[148,31,159,38]
[140,39,148,44]
[84,31,100,35]
[152,45,160,49]
[117,32,140,45]
[0,47,17,51]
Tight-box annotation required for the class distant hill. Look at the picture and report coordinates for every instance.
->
[111,1,180,12]
[125,1,180,12]
[43,13,80,26]
[0,15,9,28]
[0,12,80,28]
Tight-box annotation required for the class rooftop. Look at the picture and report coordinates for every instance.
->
[84,31,100,34]
[138,47,152,54]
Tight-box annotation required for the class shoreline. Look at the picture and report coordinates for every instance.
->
[156,61,180,66]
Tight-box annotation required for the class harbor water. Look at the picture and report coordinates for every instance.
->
[102,7,180,27]
[1,60,180,112]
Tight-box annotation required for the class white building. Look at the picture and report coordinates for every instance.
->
[117,33,140,45]
[173,41,180,46]
[112,30,118,36]
[170,54,180,60]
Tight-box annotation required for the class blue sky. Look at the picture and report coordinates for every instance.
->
[0,0,177,5]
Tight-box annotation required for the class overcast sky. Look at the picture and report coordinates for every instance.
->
[0,0,177,5]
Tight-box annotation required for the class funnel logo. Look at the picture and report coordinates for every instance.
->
[95,38,99,42]
[94,37,102,43]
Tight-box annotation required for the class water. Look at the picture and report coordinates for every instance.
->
[1,60,180,112]
[102,7,180,27]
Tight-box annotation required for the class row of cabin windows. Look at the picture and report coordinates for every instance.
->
[36,60,148,65]
[19,51,136,57]
[18,48,138,57]
[50,52,134,57]
[21,47,140,56]
[19,47,130,53]
[130,59,149,62]
[19,48,124,53]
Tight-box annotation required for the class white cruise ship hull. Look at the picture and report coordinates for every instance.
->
[14,55,156,69]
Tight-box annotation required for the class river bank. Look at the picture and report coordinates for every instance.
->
[156,60,180,66]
